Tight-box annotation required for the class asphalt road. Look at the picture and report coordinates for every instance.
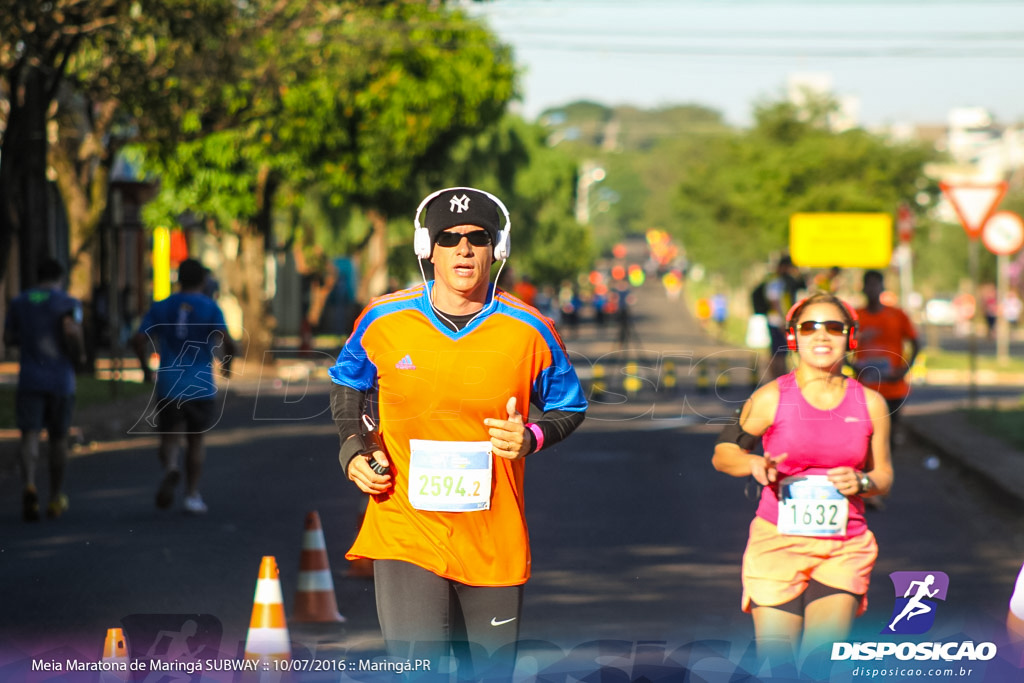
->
[3,277,1024,682]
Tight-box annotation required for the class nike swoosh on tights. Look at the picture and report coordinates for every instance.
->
[490,617,517,627]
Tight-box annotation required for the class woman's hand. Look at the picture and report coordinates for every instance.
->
[827,466,863,497]
[750,452,787,487]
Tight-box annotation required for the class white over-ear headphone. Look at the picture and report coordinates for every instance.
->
[413,186,511,261]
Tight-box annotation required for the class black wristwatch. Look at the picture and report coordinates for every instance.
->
[858,472,872,494]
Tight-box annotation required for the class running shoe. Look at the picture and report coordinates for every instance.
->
[47,493,69,519]
[23,487,40,522]
[155,470,181,509]
[182,492,208,515]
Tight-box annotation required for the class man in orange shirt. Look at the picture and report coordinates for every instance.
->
[329,187,587,679]
[852,270,920,446]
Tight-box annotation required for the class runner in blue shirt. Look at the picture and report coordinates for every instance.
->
[132,259,236,514]
[4,258,86,521]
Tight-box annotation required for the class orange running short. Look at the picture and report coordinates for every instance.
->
[741,516,878,616]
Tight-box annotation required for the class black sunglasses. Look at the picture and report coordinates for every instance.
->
[435,230,491,248]
[796,320,848,337]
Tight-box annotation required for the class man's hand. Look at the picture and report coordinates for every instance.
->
[61,315,87,371]
[485,397,529,460]
[347,451,393,495]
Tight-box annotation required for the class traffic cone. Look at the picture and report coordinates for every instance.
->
[591,363,607,400]
[717,358,731,391]
[660,360,677,395]
[748,356,761,389]
[101,627,130,682]
[293,511,345,622]
[623,361,642,397]
[911,351,927,384]
[696,360,710,394]
[244,556,291,665]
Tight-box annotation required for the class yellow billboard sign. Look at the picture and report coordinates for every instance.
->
[789,213,893,268]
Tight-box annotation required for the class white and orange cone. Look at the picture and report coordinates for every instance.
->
[244,556,291,666]
[293,511,346,623]
[100,627,130,682]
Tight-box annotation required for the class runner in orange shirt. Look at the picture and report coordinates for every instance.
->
[329,187,587,679]
[851,270,920,447]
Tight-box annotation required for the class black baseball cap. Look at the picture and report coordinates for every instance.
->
[423,188,501,245]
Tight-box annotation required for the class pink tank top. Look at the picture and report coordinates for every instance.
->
[757,372,874,539]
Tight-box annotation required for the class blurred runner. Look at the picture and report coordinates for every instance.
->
[851,269,920,450]
[752,255,806,380]
[812,266,842,293]
[3,258,86,521]
[132,259,236,515]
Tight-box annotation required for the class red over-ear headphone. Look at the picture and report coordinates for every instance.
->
[785,296,859,351]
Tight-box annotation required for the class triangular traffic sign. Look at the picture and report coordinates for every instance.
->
[940,181,1008,238]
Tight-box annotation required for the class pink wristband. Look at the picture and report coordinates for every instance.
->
[526,423,544,453]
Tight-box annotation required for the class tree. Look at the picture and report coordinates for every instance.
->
[308,1,517,302]
[45,0,234,301]
[0,0,115,289]
[600,104,731,248]
[536,101,732,254]
[141,0,517,358]
[672,98,940,283]
[0,0,233,296]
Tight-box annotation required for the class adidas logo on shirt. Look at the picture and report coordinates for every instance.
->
[395,355,416,370]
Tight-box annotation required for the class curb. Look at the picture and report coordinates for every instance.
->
[902,414,1024,509]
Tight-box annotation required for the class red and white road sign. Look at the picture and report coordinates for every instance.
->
[896,202,915,243]
[939,181,1008,239]
[982,211,1024,256]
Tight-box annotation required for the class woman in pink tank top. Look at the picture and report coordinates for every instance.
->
[713,291,894,665]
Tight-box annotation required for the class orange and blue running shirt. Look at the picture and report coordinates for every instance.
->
[329,283,587,587]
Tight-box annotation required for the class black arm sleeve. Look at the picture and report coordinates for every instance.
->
[330,382,369,473]
[715,408,761,451]
[532,408,585,453]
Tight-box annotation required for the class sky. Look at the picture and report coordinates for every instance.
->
[465,0,1024,128]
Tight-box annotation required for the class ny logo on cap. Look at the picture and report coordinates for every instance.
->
[450,194,470,213]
